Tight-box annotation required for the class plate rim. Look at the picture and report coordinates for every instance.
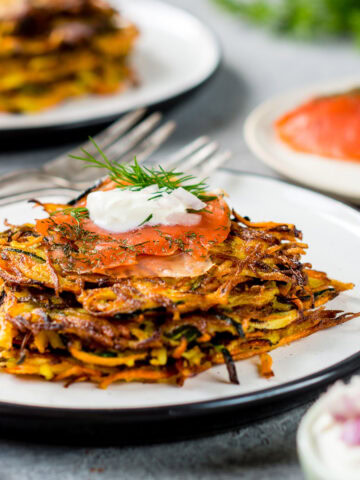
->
[243,75,360,201]
[0,169,359,419]
[0,0,222,132]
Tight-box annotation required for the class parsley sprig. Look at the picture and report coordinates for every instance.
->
[70,138,216,202]
[214,0,360,45]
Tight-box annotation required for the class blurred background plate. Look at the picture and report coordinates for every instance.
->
[0,0,220,132]
[244,76,360,204]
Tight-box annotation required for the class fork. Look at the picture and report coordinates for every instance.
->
[0,136,232,205]
[0,108,176,192]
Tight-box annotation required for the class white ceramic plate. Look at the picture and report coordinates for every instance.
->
[244,76,360,203]
[0,0,220,131]
[0,170,360,415]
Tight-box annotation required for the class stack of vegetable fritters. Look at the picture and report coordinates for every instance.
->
[0,199,355,387]
[0,0,138,112]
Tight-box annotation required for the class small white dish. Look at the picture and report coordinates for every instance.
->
[244,76,360,203]
[297,380,360,480]
[297,398,339,480]
[0,0,220,131]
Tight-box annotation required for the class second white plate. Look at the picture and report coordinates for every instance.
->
[244,76,360,203]
[0,0,220,131]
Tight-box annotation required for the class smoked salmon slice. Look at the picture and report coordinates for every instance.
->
[35,194,230,275]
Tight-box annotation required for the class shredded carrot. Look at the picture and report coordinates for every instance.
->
[291,297,304,311]
[197,333,211,343]
[258,353,274,378]
[69,345,147,367]
[267,245,282,254]
[173,337,187,359]
[17,235,43,247]
[242,318,250,333]
[99,368,173,389]
[54,365,100,382]
[233,212,295,230]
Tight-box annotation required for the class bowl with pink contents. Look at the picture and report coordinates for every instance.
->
[297,377,360,480]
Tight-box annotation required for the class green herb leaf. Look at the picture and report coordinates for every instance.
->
[168,325,201,342]
[138,213,153,227]
[214,0,360,45]
[97,351,118,358]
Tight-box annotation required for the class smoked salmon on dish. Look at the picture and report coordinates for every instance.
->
[0,147,357,388]
[275,89,360,162]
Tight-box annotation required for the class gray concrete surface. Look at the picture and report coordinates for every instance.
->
[0,0,359,478]
[0,405,306,480]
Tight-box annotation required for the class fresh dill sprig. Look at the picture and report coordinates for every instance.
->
[51,207,89,225]
[70,138,217,202]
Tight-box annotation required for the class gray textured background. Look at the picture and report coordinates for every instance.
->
[1,0,360,478]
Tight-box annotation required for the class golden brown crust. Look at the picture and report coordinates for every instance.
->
[0,209,357,387]
[0,0,138,112]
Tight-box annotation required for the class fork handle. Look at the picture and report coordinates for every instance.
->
[0,168,43,186]
[0,168,74,189]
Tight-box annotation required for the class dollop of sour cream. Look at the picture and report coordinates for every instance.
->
[86,185,207,233]
[311,377,360,480]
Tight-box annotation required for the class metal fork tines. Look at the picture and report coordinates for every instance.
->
[0,132,232,202]
[0,108,176,190]
[69,135,232,195]
[159,136,232,178]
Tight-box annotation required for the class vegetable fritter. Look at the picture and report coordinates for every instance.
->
[0,211,356,387]
[0,0,138,112]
